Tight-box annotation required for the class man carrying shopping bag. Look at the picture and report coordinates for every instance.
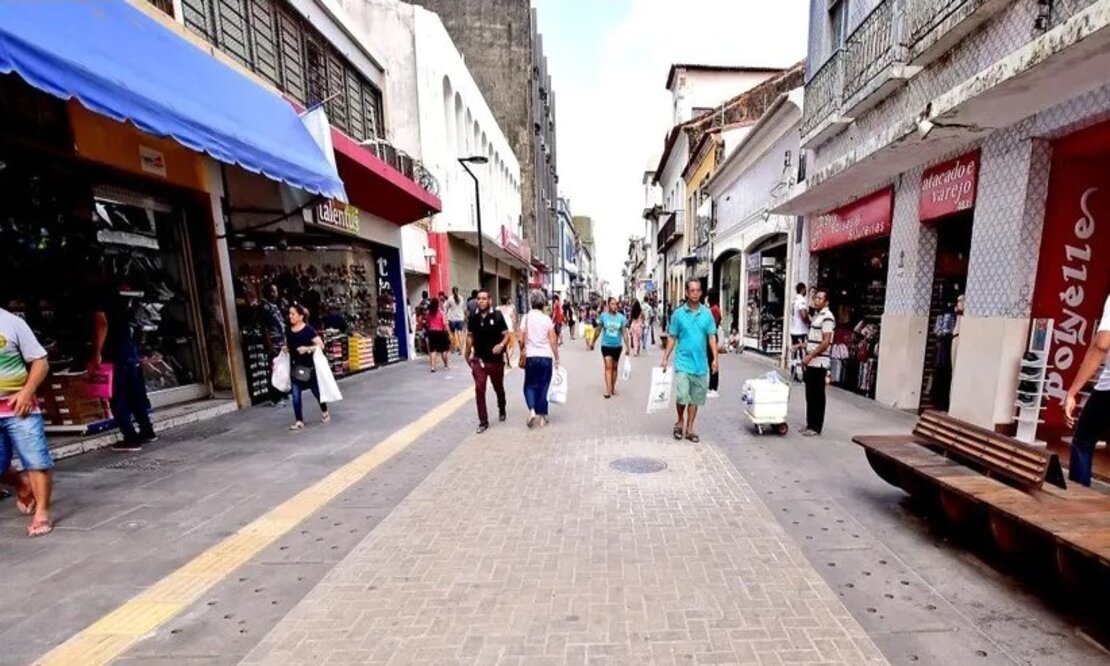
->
[660,279,719,442]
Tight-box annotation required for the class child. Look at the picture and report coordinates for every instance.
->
[727,327,742,354]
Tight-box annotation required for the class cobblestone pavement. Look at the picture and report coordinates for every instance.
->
[242,346,887,665]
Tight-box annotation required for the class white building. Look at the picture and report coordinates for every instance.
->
[337,0,528,305]
[705,89,803,355]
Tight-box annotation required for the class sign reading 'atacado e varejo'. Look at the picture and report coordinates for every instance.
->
[919,150,980,222]
[313,199,360,235]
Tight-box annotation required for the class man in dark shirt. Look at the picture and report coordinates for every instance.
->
[465,290,510,434]
[92,281,156,451]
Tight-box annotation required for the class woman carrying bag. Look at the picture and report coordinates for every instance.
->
[285,304,338,430]
[518,291,560,428]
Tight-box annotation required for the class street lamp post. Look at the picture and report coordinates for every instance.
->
[458,156,490,288]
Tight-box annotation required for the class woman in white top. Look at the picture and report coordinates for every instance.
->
[519,290,560,428]
[498,294,518,367]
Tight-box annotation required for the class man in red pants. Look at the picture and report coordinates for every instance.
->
[465,290,511,434]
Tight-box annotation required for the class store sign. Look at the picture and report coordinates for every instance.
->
[376,256,391,294]
[920,150,979,222]
[809,187,894,252]
[501,226,531,264]
[139,146,167,177]
[314,199,360,235]
[1031,157,1110,436]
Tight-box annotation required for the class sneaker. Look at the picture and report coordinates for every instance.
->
[1018,380,1039,394]
[499,409,507,422]
[799,428,821,437]
[707,390,720,399]
[476,423,489,434]
[138,432,159,443]
[111,440,143,452]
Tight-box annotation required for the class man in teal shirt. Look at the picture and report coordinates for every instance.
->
[661,279,719,442]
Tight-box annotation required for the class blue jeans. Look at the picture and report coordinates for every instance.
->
[523,357,553,416]
[0,413,54,471]
[291,374,327,422]
[1069,389,1109,487]
[111,359,153,442]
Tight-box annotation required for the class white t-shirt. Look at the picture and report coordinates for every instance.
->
[498,304,517,332]
[521,311,555,358]
[791,294,809,336]
[1096,295,1110,391]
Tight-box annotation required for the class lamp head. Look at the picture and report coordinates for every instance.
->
[459,156,489,165]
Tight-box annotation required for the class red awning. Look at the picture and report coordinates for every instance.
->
[330,129,442,225]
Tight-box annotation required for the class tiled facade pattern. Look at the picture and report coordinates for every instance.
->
[884,165,935,317]
[243,350,887,665]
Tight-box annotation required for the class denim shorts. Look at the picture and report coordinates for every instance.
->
[0,414,54,471]
[449,320,465,332]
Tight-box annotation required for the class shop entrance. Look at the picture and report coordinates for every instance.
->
[714,250,743,337]
[919,212,973,412]
[743,237,787,355]
[816,237,889,398]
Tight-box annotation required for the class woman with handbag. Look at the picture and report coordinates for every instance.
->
[519,290,560,428]
[286,304,329,430]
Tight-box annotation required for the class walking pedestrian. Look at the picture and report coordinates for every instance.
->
[0,306,53,536]
[642,298,655,349]
[629,301,644,356]
[565,300,577,340]
[519,290,560,428]
[706,293,722,398]
[466,289,480,317]
[425,297,451,372]
[285,304,330,430]
[660,280,718,442]
[583,306,598,351]
[800,287,835,437]
[92,281,158,451]
[1063,289,1110,486]
[598,297,629,399]
[552,294,565,343]
[497,295,518,367]
[466,291,510,434]
[446,287,467,354]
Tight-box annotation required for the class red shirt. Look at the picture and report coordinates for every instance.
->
[553,303,565,325]
[710,304,722,326]
[427,310,447,332]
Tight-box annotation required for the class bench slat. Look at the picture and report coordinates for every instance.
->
[914,419,1047,465]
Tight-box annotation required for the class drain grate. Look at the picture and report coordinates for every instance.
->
[610,457,667,474]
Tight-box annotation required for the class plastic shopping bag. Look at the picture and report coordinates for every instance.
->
[271,352,291,393]
[312,349,343,403]
[620,356,632,382]
[548,366,568,404]
[646,367,673,414]
[85,363,114,399]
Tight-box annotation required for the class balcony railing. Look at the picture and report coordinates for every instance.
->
[361,138,439,197]
[1053,0,1097,26]
[843,0,896,102]
[906,0,969,47]
[800,51,843,137]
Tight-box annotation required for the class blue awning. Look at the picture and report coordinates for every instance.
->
[0,0,345,200]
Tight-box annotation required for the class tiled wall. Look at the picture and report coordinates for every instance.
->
[883,165,936,316]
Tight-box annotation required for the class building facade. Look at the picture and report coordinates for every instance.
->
[779,0,1110,444]
[404,0,560,289]
[341,0,528,308]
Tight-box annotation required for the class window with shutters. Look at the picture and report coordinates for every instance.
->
[325,50,349,132]
[145,0,176,18]
[170,0,388,147]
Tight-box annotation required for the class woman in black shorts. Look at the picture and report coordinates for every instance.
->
[596,297,630,398]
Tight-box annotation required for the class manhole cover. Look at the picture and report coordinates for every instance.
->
[610,457,667,474]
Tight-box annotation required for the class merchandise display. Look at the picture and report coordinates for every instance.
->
[743,244,787,355]
[0,148,207,430]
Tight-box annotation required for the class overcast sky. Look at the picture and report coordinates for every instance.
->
[531,0,809,293]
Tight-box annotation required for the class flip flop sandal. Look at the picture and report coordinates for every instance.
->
[686,433,700,443]
[673,425,684,440]
[28,518,53,538]
[289,422,305,431]
[321,413,331,423]
[16,488,35,516]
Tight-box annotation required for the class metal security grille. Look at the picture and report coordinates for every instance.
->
[180,0,384,140]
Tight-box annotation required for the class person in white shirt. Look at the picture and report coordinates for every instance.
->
[790,282,810,345]
[518,291,560,428]
[1063,291,1110,486]
[801,287,835,437]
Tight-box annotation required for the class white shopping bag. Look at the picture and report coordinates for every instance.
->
[548,366,568,404]
[312,348,344,403]
[646,367,672,414]
[271,351,291,393]
[621,355,632,381]
[576,321,585,338]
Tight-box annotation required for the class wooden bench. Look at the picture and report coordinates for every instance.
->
[854,411,1110,578]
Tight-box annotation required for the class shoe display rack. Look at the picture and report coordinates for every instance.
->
[240,324,273,406]
[348,335,375,372]
[1015,318,1054,446]
[323,329,349,378]
[374,334,400,366]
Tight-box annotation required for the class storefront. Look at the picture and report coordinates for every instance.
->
[742,235,788,355]
[917,151,978,412]
[810,188,894,398]
[1029,120,1110,446]
[226,187,409,405]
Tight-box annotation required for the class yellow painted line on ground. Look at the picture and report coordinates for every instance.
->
[34,388,473,666]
